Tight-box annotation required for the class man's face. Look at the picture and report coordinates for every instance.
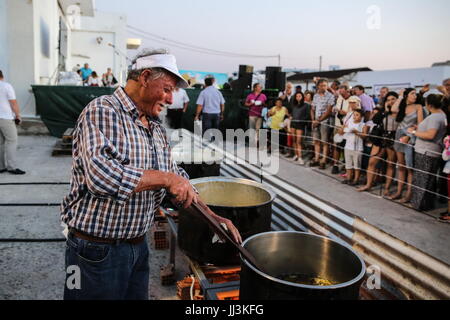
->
[339,87,349,97]
[380,88,389,97]
[84,64,89,69]
[354,87,363,96]
[286,84,293,92]
[318,81,328,93]
[139,71,177,118]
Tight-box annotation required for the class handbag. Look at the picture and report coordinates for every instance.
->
[369,124,385,147]
[336,99,346,126]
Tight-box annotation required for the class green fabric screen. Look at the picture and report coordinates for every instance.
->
[32,85,253,138]
[32,85,115,138]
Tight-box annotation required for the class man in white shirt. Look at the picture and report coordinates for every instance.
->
[167,87,190,129]
[0,70,26,175]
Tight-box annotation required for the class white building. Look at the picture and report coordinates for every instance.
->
[0,0,134,117]
[355,66,450,95]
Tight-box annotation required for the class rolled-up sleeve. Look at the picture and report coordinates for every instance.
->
[79,104,144,203]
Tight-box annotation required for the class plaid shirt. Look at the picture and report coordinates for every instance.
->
[61,87,189,239]
[312,91,335,120]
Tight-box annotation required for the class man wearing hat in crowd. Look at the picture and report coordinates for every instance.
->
[61,49,241,300]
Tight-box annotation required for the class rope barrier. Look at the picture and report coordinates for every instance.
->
[266,138,450,201]
[282,118,442,157]
[261,123,449,181]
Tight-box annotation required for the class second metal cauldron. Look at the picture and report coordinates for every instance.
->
[178,177,276,265]
[240,231,366,300]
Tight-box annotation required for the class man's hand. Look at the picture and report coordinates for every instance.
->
[15,114,22,125]
[215,215,243,244]
[199,201,242,244]
[166,173,198,209]
[312,120,319,128]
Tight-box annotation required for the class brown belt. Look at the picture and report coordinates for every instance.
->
[70,229,146,245]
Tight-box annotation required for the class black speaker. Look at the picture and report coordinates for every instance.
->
[265,67,279,90]
[266,66,282,73]
[239,73,253,91]
[265,66,285,91]
[239,65,254,78]
[238,65,253,92]
[275,72,286,91]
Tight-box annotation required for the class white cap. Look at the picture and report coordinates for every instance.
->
[348,95,361,103]
[131,54,189,88]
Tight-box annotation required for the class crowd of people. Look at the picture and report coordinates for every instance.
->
[163,73,450,222]
[72,63,118,87]
[244,78,450,223]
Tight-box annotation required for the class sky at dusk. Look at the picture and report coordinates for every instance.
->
[95,0,450,74]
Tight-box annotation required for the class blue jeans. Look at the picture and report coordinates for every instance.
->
[202,113,220,135]
[64,232,150,300]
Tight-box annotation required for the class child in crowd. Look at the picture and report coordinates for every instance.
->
[342,110,366,186]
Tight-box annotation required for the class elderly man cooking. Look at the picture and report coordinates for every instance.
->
[61,49,241,300]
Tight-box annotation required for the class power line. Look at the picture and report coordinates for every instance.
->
[127,25,279,59]
[128,28,243,58]
[128,25,276,58]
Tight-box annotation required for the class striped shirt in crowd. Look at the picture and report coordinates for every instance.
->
[60,87,189,239]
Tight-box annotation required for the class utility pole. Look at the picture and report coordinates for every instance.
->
[278,54,281,67]
[319,55,322,72]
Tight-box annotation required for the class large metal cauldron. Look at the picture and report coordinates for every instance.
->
[240,232,366,300]
[178,177,276,265]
